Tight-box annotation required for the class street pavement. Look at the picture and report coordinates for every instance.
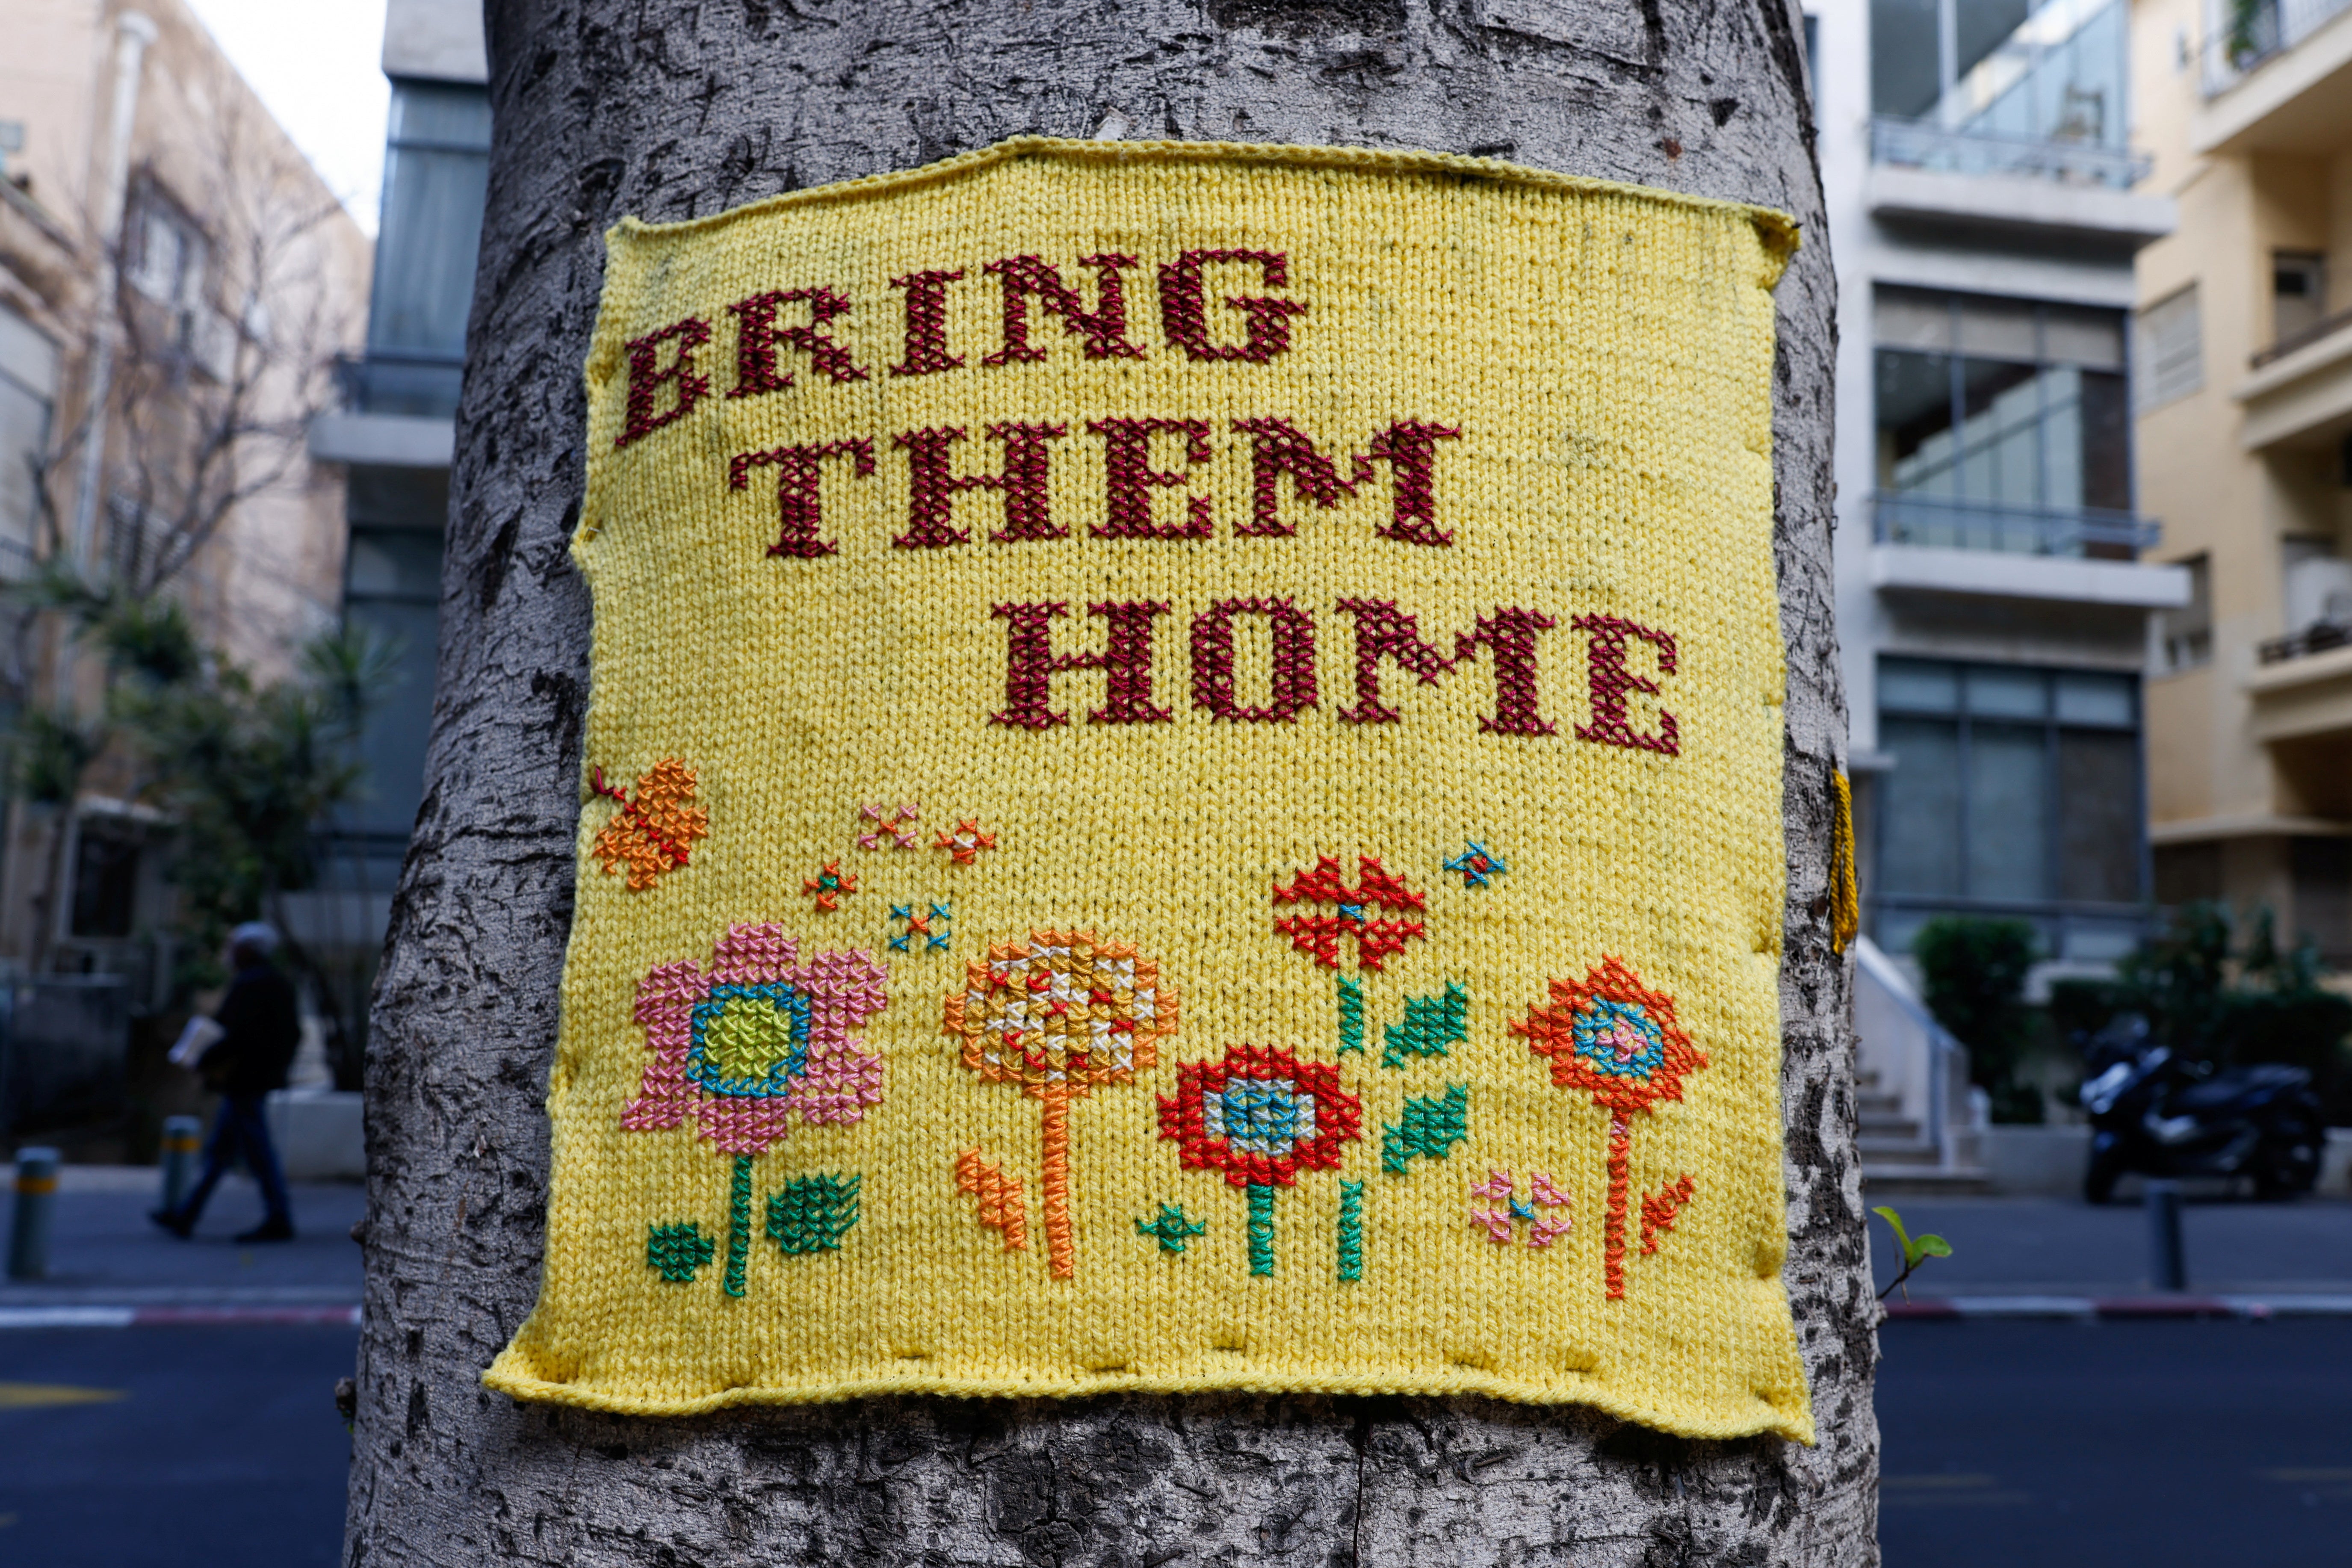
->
[1879,1317,2352,1567]
[1866,1193,2352,1299]
[2,1168,363,1565]
[7,1170,2352,1565]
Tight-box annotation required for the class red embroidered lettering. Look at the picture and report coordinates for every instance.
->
[1572,614,1678,754]
[990,602,1174,728]
[1333,601,1557,736]
[727,287,869,396]
[893,423,1068,549]
[889,269,966,376]
[616,317,710,447]
[983,254,1145,364]
[1088,418,1214,540]
[1191,597,1317,723]
[730,440,875,559]
[1232,417,1356,538]
[1158,250,1306,363]
[1353,420,1463,546]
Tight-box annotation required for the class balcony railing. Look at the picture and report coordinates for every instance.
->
[2252,304,2352,370]
[332,349,465,419]
[2202,0,2352,94]
[1873,492,2161,558]
[2258,621,2352,665]
[1870,116,2152,191]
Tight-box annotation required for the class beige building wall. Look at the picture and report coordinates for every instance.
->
[2134,0,2352,955]
[0,0,369,972]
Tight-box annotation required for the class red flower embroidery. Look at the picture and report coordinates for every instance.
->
[1270,853,1427,972]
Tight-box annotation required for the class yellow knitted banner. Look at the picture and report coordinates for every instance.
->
[485,137,1811,1442]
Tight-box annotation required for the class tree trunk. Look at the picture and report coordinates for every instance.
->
[346,3,1873,1563]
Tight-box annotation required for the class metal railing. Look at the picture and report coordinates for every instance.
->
[331,349,466,419]
[2258,620,2352,665]
[2252,305,2352,370]
[1873,491,2161,558]
[2202,0,2352,94]
[1870,116,2152,190]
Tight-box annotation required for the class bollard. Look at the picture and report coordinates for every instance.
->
[2147,1178,2187,1291]
[158,1116,202,1215]
[7,1146,59,1281]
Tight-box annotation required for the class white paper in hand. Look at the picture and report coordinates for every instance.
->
[168,1016,225,1069]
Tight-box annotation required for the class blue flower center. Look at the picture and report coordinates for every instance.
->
[686,983,813,1097]
[1570,998,1667,1081]
[1208,1077,1315,1155]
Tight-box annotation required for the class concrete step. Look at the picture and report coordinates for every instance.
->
[1856,1092,1904,1117]
[1856,1136,1944,1166]
[1855,1069,1882,1090]
[1858,1113,1923,1140]
[1862,1166,1994,1196]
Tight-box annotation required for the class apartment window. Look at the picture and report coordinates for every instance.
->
[1874,286,2130,514]
[2156,553,2212,672]
[126,189,206,310]
[1870,0,2127,145]
[2274,251,2327,348]
[342,467,445,836]
[365,81,490,414]
[68,818,141,939]
[1877,657,2144,909]
[0,305,55,567]
[2136,285,2202,409]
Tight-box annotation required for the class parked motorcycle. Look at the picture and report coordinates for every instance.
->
[2078,1014,2324,1203]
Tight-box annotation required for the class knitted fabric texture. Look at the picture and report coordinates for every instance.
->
[485,136,1811,1443]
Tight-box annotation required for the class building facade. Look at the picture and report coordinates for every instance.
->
[300,0,486,1023]
[1812,0,2190,974]
[2131,0,2352,960]
[0,0,369,994]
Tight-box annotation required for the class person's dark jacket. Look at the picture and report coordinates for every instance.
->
[200,961,302,1097]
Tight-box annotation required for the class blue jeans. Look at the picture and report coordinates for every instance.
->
[178,1093,292,1227]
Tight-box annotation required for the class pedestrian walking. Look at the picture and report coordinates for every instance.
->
[151,922,302,1243]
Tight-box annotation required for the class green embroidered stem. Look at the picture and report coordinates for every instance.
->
[1337,1180,1364,1282]
[724,1153,753,1298]
[1337,974,1365,1054]
[1246,1182,1276,1276]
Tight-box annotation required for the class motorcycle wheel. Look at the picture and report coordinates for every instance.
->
[2084,1144,2125,1205]
[2252,1137,2320,1201]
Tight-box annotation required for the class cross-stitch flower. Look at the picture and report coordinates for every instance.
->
[888,901,952,954]
[934,818,998,865]
[803,859,857,910]
[589,757,709,891]
[1270,853,1427,972]
[1466,1169,1572,1248]
[856,801,921,851]
[1512,957,1708,1299]
[1158,1043,1363,1276]
[622,923,889,1296]
[1445,840,1506,889]
[944,930,1177,1279]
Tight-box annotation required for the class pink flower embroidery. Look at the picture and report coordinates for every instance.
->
[621,922,888,1155]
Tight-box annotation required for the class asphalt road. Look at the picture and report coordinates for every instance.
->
[3,1316,2348,1565]
[0,1326,354,1568]
[1879,1317,2352,1567]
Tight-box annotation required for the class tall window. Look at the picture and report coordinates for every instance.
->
[1874,286,2130,548]
[363,81,490,415]
[1876,657,2144,913]
[2135,284,2202,409]
[341,467,445,836]
[0,305,55,569]
[1870,0,2127,147]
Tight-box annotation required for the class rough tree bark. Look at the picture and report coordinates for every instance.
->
[345,3,1874,1563]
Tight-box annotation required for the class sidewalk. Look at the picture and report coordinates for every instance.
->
[1870,1193,2352,1319]
[1,1163,364,1322]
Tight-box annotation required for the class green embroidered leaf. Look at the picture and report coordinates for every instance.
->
[1381,1083,1470,1174]
[1381,982,1469,1069]
[768,1174,861,1255]
[647,1220,716,1283]
[1337,975,1365,1054]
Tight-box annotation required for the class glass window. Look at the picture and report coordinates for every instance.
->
[1874,656,2146,916]
[1881,657,1960,712]
[1872,0,2128,148]
[1874,286,2131,517]
[366,80,490,405]
[2274,251,2327,347]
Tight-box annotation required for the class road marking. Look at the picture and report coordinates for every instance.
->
[1879,1474,1998,1489]
[2261,1469,2352,1482]
[0,1381,126,1409]
[1879,1475,2031,1508]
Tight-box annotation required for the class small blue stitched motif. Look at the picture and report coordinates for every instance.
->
[1445,841,1506,889]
